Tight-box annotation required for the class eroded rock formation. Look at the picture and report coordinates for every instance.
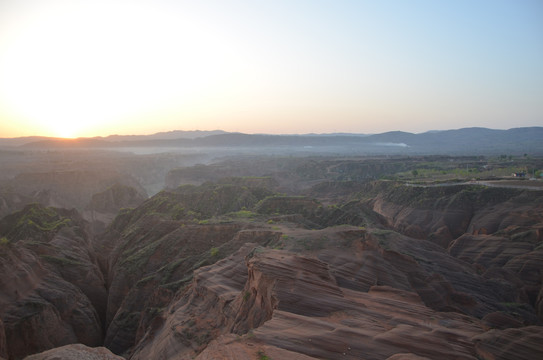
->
[0,205,105,359]
[0,177,541,359]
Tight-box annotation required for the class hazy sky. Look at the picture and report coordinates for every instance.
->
[0,0,541,138]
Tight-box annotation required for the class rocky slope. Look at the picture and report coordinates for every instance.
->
[0,174,542,359]
[357,181,543,322]
[111,180,543,359]
[362,181,543,245]
[0,205,106,359]
[97,182,281,356]
[7,170,146,212]
[128,235,543,360]
[84,184,147,234]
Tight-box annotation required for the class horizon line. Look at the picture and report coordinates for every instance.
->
[2,125,543,140]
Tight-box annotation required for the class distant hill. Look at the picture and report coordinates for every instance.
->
[2,127,542,155]
[0,136,49,147]
[104,129,227,141]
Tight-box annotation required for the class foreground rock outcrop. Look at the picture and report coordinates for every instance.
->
[129,240,543,359]
[23,344,123,360]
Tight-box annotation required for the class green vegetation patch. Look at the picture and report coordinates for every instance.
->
[0,236,9,246]
[227,210,258,219]
[121,182,275,226]
[257,350,271,360]
[16,205,72,232]
[210,247,219,257]
[1,204,74,242]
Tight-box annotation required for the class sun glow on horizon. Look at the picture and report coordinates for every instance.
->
[0,1,541,138]
[0,1,251,138]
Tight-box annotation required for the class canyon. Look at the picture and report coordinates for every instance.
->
[0,147,542,359]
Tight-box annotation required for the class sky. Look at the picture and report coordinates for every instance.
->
[0,0,542,138]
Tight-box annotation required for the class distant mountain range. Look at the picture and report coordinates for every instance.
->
[1,127,542,155]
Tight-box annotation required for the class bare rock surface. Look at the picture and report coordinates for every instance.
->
[130,245,489,359]
[104,181,543,359]
[23,344,124,360]
[195,334,320,360]
[87,184,146,214]
[84,183,147,233]
[0,205,105,359]
[473,326,543,360]
[0,318,6,359]
[365,182,543,247]
[1,176,543,359]
[129,244,256,360]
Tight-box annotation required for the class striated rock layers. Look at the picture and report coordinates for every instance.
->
[129,241,543,359]
[0,204,106,360]
[123,182,543,359]
[84,183,147,234]
[0,179,542,359]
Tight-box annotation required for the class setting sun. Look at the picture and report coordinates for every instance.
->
[0,1,248,138]
[0,0,541,138]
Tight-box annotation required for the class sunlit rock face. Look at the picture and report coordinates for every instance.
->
[127,244,491,360]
